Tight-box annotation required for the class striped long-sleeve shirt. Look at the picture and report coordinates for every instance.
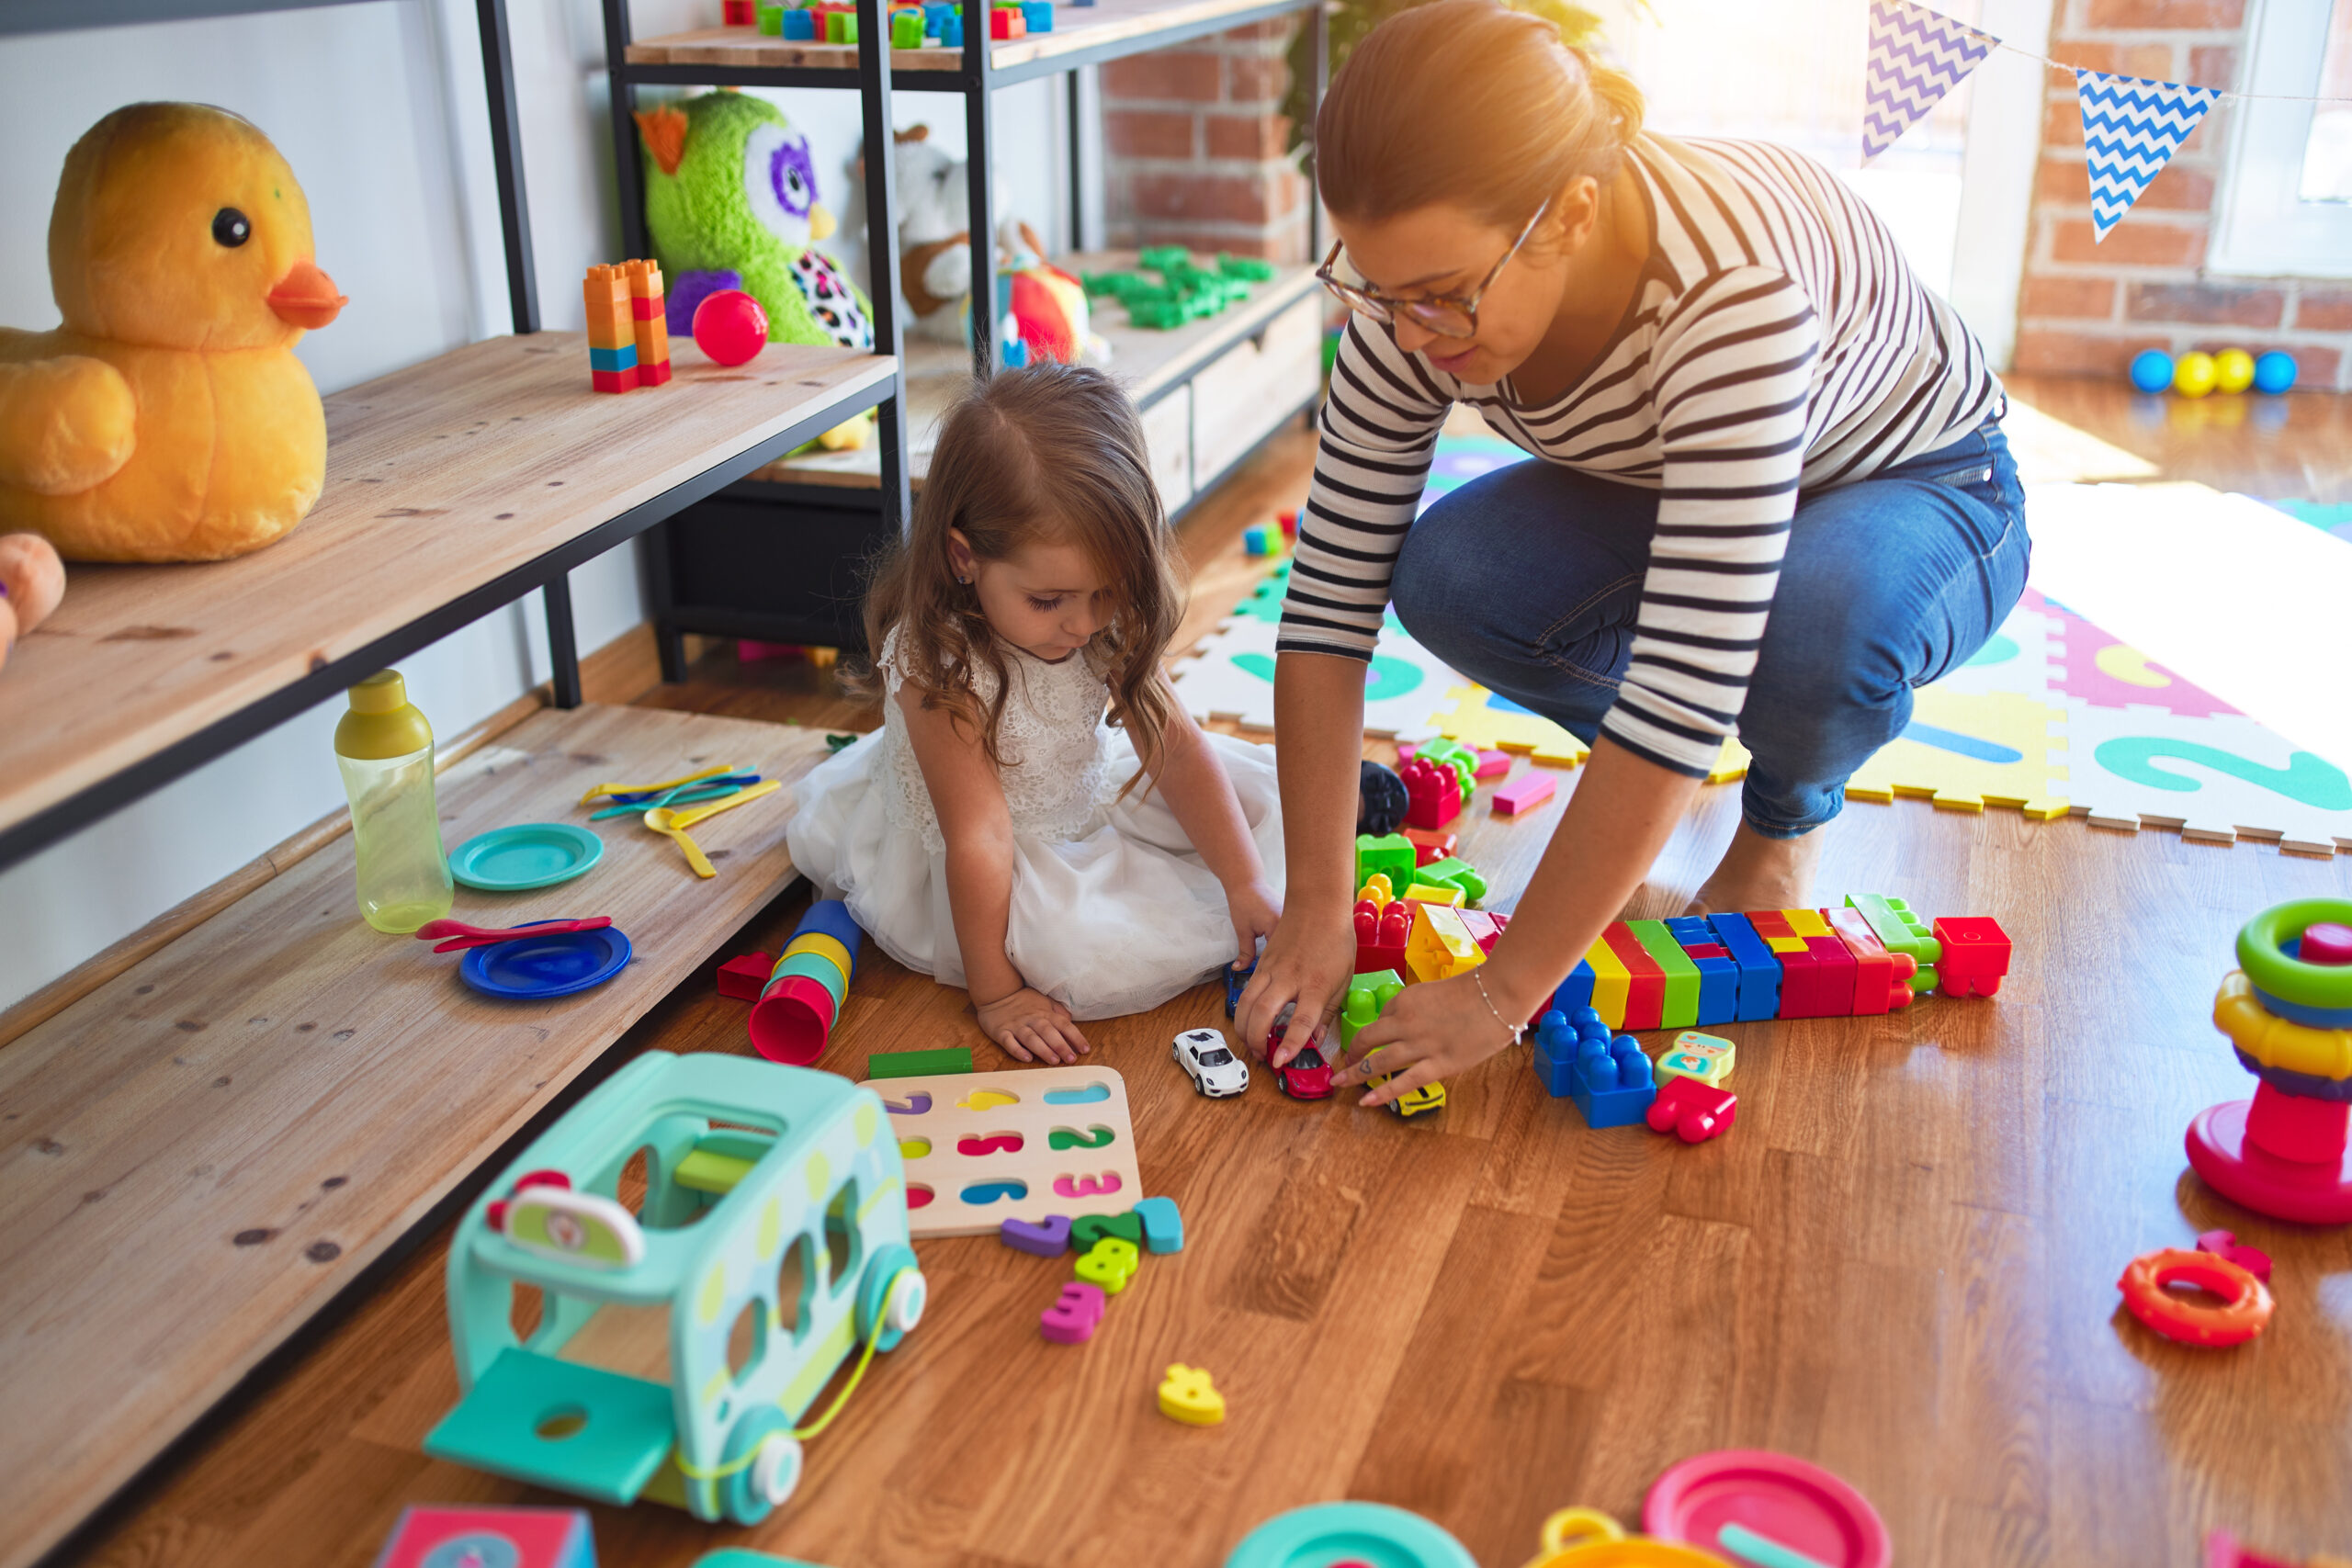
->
[1279,133,2004,776]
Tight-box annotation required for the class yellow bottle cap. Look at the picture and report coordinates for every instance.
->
[336,670,434,759]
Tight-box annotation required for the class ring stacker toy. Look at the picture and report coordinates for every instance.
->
[646,780,781,878]
[579,762,738,806]
[2118,1247,2275,1347]
[417,916,613,952]
[1643,1450,1891,1568]
[2188,898,2352,1224]
[424,1053,925,1525]
[1223,1500,1480,1568]
[1519,1508,1730,1567]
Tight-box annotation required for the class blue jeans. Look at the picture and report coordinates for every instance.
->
[1393,421,2031,837]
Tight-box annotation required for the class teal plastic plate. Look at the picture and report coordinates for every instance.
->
[448,823,604,891]
[1224,1502,1478,1568]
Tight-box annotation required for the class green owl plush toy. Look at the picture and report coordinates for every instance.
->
[635,92,873,356]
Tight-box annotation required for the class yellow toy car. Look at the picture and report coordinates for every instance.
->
[1372,1071,1446,1119]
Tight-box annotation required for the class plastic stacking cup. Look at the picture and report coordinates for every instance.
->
[784,931,854,989]
[768,949,849,999]
[797,900,863,978]
[750,975,837,1064]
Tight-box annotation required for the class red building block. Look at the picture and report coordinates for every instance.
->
[989,6,1025,36]
[1355,898,1409,976]
[1646,1076,1736,1143]
[717,951,772,1000]
[1399,755,1461,831]
[1934,916,2011,997]
[1773,936,1823,1018]
[1457,908,1505,954]
[1602,922,1666,1032]
[1402,827,1455,859]
[1826,906,1917,1013]
[1796,934,1856,1017]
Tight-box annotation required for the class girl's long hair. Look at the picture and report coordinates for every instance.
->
[854,361,1182,793]
[1316,0,1645,233]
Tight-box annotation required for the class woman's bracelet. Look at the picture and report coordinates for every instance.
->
[1471,971,1527,1048]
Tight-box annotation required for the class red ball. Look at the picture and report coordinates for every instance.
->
[692,288,768,367]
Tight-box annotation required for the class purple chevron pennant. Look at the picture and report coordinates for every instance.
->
[2076,69,2221,240]
[1862,0,1998,163]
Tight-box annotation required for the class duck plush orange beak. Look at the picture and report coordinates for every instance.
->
[267,259,345,329]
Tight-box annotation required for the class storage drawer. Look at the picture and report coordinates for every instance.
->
[1141,381,1193,514]
[1189,295,1322,491]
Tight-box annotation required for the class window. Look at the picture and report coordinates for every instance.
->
[2211,0,2352,276]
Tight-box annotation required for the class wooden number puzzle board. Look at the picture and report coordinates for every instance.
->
[865,1066,1141,1238]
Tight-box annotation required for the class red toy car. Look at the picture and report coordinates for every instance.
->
[1264,1022,1334,1100]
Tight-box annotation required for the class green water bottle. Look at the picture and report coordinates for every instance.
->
[335,670,454,933]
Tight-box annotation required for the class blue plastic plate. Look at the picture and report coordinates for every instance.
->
[448,822,604,891]
[460,925,631,999]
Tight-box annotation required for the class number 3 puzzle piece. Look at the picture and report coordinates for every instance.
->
[1070,1211,1142,1252]
[1055,1172,1123,1199]
[1040,1281,1105,1344]
[1074,1236,1138,1294]
[1157,1363,1225,1426]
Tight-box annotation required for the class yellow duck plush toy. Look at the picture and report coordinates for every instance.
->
[0,103,345,562]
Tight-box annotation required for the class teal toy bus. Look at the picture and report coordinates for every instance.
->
[424,1052,926,1524]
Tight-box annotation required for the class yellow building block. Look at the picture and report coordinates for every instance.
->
[1586,936,1629,1028]
[1782,908,1830,940]
[1401,882,1463,908]
[1407,901,1483,984]
[1358,874,1393,909]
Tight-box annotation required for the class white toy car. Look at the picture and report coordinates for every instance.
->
[1172,1028,1249,1098]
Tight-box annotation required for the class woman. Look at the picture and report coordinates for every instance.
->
[1236,0,2026,1107]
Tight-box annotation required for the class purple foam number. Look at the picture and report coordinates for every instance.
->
[1001,1213,1072,1256]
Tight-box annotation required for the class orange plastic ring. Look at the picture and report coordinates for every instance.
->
[2117,1247,2274,1347]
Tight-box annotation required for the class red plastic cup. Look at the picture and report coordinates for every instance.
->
[749,974,834,1064]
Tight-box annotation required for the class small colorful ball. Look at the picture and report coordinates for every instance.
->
[2213,347,2256,394]
[692,288,769,367]
[2173,350,2218,399]
[2128,349,2175,394]
[2253,350,2298,395]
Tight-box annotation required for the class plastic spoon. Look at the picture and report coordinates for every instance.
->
[415,917,613,952]
[645,779,780,878]
[578,762,734,807]
[586,775,759,820]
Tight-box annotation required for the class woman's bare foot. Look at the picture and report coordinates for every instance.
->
[1683,822,1826,916]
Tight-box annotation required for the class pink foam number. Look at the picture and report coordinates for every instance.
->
[1492,772,1556,816]
[1053,1172,1123,1199]
[1475,750,1511,780]
[1040,1280,1105,1343]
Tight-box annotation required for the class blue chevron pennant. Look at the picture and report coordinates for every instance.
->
[1862,0,1998,163]
[2076,69,2221,240]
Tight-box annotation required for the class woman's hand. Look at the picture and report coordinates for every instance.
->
[1224,876,1283,971]
[1235,901,1356,1066]
[975,986,1091,1064]
[1329,969,1522,1108]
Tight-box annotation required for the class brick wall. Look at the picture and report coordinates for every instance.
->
[1099,20,1312,263]
[2013,0,2352,389]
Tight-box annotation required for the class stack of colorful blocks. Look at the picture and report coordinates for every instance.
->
[582,260,671,393]
[746,898,863,1064]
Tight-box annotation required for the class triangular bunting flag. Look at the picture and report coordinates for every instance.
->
[1863,0,1998,163]
[2076,70,2221,241]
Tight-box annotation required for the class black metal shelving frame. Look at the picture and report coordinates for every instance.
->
[601,0,1328,678]
[0,0,908,875]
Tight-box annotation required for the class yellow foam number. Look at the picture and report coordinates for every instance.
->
[1074,1236,1138,1294]
[1157,1363,1226,1426]
[956,1089,1020,1112]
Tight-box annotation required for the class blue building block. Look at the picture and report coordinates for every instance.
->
[1022,0,1053,29]
[1705,911,1782,1021]
[924,0,954,30]
[940,11,962,43]
[1552,963,1596,1018]
[781,5,816,37]
[1532,1012,1577,1096]
[1567,1033,1657,1129]
[1661,916,1736,1024]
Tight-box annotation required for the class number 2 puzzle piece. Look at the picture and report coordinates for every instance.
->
[1071,1212,1143,1252]
[1132,1195,1184,1254]
[1074,1236,1139,1294]
[1157,1363,1226,1426]
[1001,1213,1072,1257]
[1041,1281,1106,1344]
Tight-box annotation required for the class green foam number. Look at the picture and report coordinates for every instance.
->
[2092,739,2352,809]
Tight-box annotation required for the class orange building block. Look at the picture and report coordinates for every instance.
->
[582,263,639,392]
[623,258,671,388]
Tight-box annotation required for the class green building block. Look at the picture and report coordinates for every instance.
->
[1217,253,1277,281]
[891,7,925,46]
[1626,919,1702,1030]
[1138,245,1191,271]
[1127,300,1188,329]
[1847,893,1940,992]
[1412,856,1487,905]
[1355,832,1415,896]
[825,9,856,41]
[1339,969,1404,1052]
[1415,737,1478,796]
[868,1046,975,1079]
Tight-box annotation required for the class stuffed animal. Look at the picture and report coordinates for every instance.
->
[636,94,872,355]
[0,534,64,673]
[890,125,972,344]
[995,220,1109,369]
[0,103,344,562]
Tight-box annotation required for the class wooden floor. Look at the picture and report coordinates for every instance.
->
[60,389,2352,1568]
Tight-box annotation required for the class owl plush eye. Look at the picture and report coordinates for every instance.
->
[742,124,816,244]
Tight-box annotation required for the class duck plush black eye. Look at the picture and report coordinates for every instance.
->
[211,208,251,247]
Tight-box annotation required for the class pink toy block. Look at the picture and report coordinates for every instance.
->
[374,1506,594,1568]
[1646,1076,1736,1143]
[716,951,772,1001]
[1933,916,2011,997]
[1492,772,1556,816]
[1475,750,1511,780]
[1400,755,1462,830]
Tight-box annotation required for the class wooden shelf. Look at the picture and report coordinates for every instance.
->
[624,0,1318,84]
[0,333,892,864]
[768,254,1318,488]
[0,702,834,1568]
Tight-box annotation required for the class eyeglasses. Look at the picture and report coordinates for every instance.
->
[1315,197,1551,342]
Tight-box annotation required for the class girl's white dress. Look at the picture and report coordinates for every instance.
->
[786,628,1284,1020]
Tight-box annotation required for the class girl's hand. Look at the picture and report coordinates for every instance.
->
[975,987,1091,1064]
[1235,902,1355,1067]
[1224,876,1283,971]
[1330,971,1521,1109]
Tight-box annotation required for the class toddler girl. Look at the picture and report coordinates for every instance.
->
[787,363,1283,1063]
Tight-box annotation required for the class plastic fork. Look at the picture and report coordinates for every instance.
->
[644,779,780,878]
[578,762,734,807]
[414,916,613,952]
[586,775,761,820]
